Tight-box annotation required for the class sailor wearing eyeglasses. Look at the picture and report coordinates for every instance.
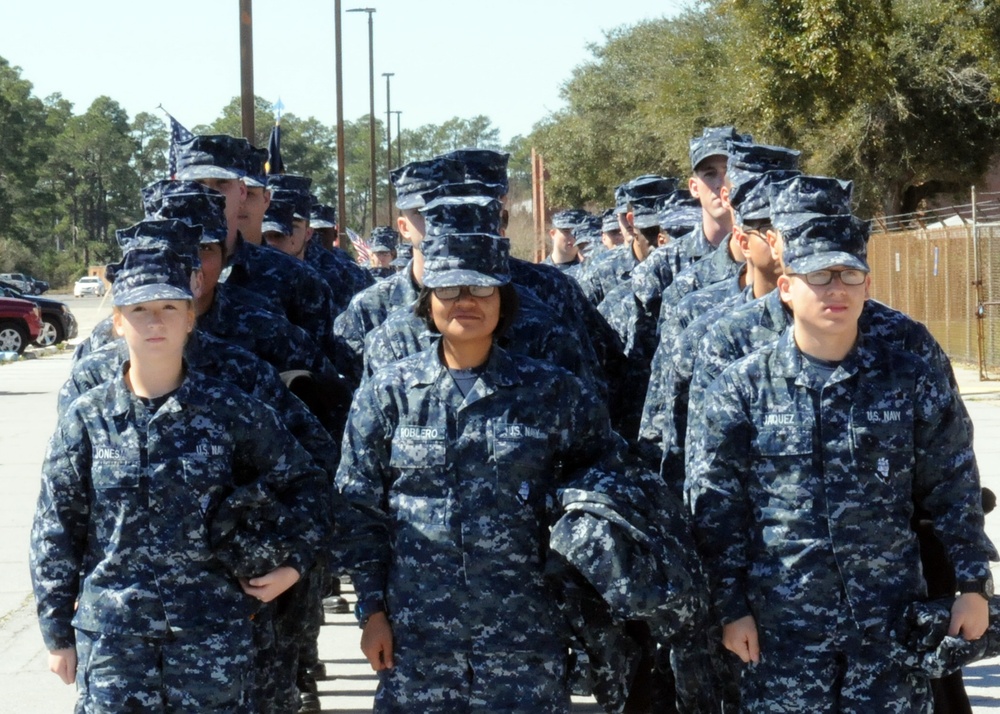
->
[684,187,996,711]
[335,211,624,712]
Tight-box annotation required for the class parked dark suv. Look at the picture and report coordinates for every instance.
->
[0,296,42,354]
[0,273,42,294]
[0,281,78,347]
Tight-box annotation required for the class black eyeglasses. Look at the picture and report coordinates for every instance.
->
[741,223,772,238]
[789,268,868,286]
[431,285,497,300]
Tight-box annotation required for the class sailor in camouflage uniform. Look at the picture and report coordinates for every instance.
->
[145,180,345,390]
[639,143,801,480]
[544,208,589,272]
[174,135,343,363]
[577,176,676,307]
[55,220,344,714]
[685,194,997,712]
[627,127,749,350]
[367,226,401,281]
[332,157,467,387]
[336,209,625,712]
[31,232,330,713]
[307,199,375,294]
[361,199,604,396]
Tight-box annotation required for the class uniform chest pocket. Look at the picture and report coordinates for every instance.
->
[490,423,552,469]
[754,426,813,457]
[851,422,914,455]
[181,457,230,515]
[389,493,452,530]
[92,463,141,490]
[390,430,447,469]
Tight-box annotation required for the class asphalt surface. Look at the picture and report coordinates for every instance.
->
[1,293,999,712]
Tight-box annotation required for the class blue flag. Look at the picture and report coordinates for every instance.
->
[266,121,284,175]
[163,110,193,179]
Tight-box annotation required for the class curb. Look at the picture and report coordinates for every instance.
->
[0,345,66,365]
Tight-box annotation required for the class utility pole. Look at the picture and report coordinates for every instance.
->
[239,0,255,142]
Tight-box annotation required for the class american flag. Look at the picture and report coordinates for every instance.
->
[164,110,193,179]
[346,227,370,266]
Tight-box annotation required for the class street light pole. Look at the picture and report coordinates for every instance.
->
[334,0,347,237]
[347,7,377,230]
[392,110,402,167]
[383,72,394,224]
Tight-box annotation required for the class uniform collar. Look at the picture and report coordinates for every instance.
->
[108,359,209,417]
[226,232,250,268]
[760,289,791,332]
[407,342,520,391]
[708,234,740,269]
[772,326,867,387]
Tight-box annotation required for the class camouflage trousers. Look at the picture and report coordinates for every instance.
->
[373,645,570,714]
[739,628,932,713]
[269,570,319,713]
[297,564,326,674]
[74,620,254,713]
[653,621,737,714]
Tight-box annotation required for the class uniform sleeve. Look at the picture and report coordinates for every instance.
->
[912,363,998,580]
[687,326,736,449]
[685,369,755,624]
[332,300,368,388]
[232,397,334,576]
[29,412,91,651]
[334,381,394,603]
[251,362,341,482]
[637,328,674,467]
[56,363,102,420]
[560,371,626,481]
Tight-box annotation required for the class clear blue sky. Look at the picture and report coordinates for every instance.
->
[3,0,688,143]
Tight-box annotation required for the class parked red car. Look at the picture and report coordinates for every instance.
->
[0,296,43,354]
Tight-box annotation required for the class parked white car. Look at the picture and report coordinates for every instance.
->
[73,276,106,298]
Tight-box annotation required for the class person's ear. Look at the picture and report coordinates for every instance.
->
[766,229,782,263]
[777,274,793,305]
[189,270,205,300]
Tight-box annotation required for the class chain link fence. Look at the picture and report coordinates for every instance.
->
[867,191,1000,378]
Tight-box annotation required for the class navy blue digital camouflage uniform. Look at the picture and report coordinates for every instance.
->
[337,344,624,713]
[32,358,331,712]
[334,268,421,388]
[685,327,996,712]
[575,243,640,307]
[196,279,343,387]
[640,142,801,480]
[639,279,752,481]
[307,236,374,295]
[222,234,342,359]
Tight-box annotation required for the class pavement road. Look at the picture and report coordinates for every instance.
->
[1,293,999,711]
